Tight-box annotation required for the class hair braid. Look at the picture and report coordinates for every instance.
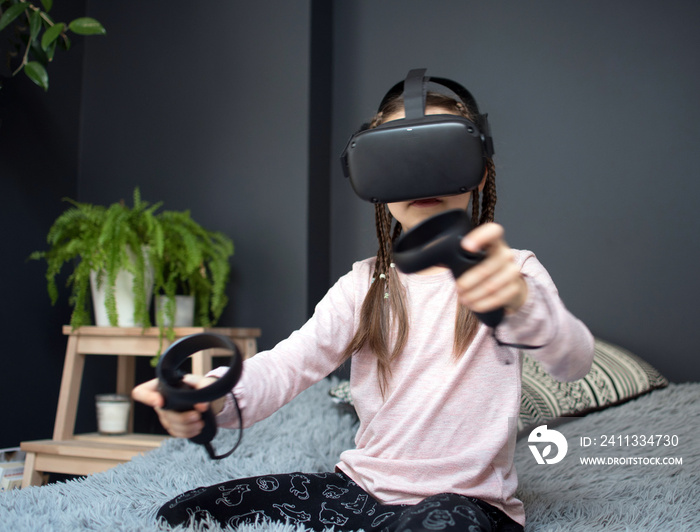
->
[471,187,480,228]
[455,160,497,355]
[479,159,497,225]
[343,203,409,395]
[391,219,403,242]
[374,203,393,274]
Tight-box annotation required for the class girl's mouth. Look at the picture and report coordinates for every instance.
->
[409,198,442,207]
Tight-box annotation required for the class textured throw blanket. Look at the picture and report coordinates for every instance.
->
[1,379,698,531]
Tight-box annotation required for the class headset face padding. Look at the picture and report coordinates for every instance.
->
[156,333,243,411]
[341,68,494,204]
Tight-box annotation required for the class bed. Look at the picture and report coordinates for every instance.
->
[1,338,698,531]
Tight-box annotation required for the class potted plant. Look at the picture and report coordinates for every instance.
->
[31,188,235,344]
[30,188,164,329]
[154,209,234,336]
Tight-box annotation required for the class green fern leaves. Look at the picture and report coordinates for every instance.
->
[30,188,234,332]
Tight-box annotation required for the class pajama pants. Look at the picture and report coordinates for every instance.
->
[157,471,524,531]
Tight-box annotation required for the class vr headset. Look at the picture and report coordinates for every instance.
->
[340,68,494,204]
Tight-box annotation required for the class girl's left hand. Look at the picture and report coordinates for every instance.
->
[456,222,528,314]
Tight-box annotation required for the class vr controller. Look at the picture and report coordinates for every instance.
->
[393,209,504,328]
[156,333,243,459]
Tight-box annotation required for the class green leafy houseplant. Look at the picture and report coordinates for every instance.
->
[30,188,164,329]
[31,188,235,340]
[0,0,105,91]
[155,209,234,334]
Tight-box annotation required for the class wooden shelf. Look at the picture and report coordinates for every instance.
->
[73,432,166,446]
[21,434,167,484]
[20,326,259,488]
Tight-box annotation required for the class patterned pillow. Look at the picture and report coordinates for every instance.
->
[329,379,354,406]
[329,338,668,432]
[518,337,668,432]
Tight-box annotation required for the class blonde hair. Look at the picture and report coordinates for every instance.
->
[342,92,497,395]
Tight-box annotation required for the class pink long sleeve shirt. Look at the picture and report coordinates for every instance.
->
[210,250,594,526]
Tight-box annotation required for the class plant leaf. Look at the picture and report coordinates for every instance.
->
[41,22,64,50]
[0,2,28,32]
[40,0,52,12]
[29,37,49,65]
[24,61,49,91]
[45,38,57,61]
[68,17,105,35]
[59,33,71,51]
[29,9,42,41]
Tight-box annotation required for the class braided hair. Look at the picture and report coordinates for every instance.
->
[342,92,498,395]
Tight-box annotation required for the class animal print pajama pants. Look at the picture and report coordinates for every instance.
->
[157,471,524,531]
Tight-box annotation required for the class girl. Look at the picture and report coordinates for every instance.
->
[133,82,594,532]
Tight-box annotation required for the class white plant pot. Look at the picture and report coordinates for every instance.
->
[90,251,154,326]
[155,295,196,328]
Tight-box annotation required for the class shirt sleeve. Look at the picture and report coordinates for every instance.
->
[208,265,361,429]
[498,250,595,382]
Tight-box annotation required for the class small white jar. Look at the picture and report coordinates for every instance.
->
[95,394,131,435]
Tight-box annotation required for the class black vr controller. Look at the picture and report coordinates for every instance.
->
[156,333,243,459]
[393,209,504,328]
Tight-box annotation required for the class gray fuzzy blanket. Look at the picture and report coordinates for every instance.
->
[1,379,698,531]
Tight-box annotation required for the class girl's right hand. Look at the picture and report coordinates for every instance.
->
[458,222,528,315]
[131,375,221,439]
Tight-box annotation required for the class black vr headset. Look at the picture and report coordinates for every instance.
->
[341,68,494,204]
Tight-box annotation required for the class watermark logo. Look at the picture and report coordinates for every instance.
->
[528,425,568,465]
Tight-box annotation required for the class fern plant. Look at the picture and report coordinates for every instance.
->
[155,209,234,334]
[30,188,164,329]
[31,188,234,341]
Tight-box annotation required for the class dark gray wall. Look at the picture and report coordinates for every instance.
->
[0,1,86,449]
[78,1,314,351]
[3,0,699,451]
[75,0,321,433]
[1,1,322,448]
[330,0,700,383]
